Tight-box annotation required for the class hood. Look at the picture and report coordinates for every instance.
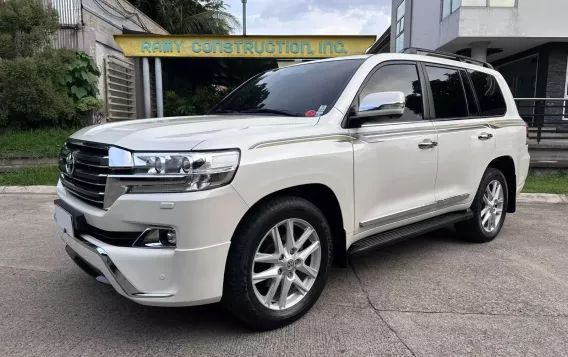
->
[70,115,318,151]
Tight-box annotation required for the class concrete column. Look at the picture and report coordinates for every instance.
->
[155,58,164,118]
[142,57,151,118]
[470,41,490,62]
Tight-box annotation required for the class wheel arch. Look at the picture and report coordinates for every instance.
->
[488,155,516,213]
[230,184,348,267]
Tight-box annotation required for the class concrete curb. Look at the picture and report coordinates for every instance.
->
[517,193,568,204]
[0,186,56,195]
[0,186,567,204]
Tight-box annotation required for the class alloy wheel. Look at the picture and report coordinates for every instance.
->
[251,219,321,310]
[481,180,505,233]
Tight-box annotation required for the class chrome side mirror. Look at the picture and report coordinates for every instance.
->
[357,91,406,118]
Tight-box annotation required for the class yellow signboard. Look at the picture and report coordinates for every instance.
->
[113,35,377,58]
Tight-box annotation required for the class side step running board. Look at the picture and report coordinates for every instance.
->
[348,210,473,256]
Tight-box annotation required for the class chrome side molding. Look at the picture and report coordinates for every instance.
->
[359,194,470,228]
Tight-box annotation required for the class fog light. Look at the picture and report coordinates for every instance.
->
[133,228,177,248]
[166,231,176,245]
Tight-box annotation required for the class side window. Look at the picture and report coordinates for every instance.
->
[468,70,507,116]
[359,64,423,122]
[425,65,468,119]
[460,70,479,116]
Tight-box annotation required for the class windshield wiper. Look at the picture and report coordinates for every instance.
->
[239,108,302,117]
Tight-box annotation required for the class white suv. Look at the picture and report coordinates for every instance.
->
[54,50,530,329]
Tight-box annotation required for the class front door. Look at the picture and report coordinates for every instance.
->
[352,62,438,235]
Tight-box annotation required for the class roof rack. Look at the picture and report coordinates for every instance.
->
[402,47,494,70]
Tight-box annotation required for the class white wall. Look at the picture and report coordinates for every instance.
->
[459,0,568,38]
[410,0,445,50]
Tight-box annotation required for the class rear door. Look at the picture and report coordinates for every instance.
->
[423,64,496,204]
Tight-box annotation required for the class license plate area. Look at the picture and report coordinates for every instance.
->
[55,205,75,238]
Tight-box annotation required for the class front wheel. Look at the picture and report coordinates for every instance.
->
[223,196,333,330]
[456,168,508,243]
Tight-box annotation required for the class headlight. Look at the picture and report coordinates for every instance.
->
[105,150,240,199]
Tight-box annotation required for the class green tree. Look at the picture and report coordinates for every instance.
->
[0,0,60,59]
[128,0,240,35]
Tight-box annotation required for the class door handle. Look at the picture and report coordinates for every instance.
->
[418,139,438,150]
[478,132,494,141]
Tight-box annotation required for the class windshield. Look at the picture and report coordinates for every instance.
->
[211,59,366,117]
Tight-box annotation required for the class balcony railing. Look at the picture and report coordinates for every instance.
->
[514,98,568,144]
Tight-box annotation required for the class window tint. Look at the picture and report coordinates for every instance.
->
[468,70,507,116]
[359,64,423,122]
[460,70,478,116]
[425,65,468,119]
[212,59,365,117]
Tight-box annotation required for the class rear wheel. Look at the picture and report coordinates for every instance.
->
[456,168,508,243]
[223,196,333,330]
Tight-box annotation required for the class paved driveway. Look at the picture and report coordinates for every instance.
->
[1,194,567,356]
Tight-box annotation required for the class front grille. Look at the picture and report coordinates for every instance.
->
[59,140,110,208]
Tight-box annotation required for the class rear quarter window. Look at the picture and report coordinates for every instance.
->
[468,70,507,117]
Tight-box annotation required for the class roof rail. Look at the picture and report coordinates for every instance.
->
[402,47,494,70]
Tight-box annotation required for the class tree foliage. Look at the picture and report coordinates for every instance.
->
[0,0,60,59]
[128,0,240,35]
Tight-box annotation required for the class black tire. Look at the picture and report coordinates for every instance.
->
[223,196,333,330]
[456,168,508,243]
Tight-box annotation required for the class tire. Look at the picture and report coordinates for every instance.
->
[456,168,508,243]
[223,196,333,330]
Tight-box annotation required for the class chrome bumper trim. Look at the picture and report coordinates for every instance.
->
[69,233,174,299]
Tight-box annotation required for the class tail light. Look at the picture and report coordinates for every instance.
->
[525,122,529,144]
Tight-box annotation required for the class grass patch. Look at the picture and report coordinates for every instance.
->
[0,166,59,186]
[523,171,568,194]
[0,129,76,159]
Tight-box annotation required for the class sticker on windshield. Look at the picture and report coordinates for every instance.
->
[305,110,317,117]
[315,105,327,117]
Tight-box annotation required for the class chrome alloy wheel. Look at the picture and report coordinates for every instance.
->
[481,180,505,233]
[251,219,321,310]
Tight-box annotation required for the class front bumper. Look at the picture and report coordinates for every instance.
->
[56,182,249,307]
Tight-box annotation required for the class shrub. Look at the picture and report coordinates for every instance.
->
[0,56,75,129]
[0,49,103,129]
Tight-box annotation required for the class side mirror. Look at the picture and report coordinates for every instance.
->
[358,91,406,118]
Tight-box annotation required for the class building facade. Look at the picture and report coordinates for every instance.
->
[390,0,568,106]
[45,0,168,121]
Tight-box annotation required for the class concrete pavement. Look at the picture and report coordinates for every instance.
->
[0,194,567,356]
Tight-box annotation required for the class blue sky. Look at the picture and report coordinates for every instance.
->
[223,0,391,37]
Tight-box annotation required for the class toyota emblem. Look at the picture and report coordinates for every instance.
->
[65,152,76,176]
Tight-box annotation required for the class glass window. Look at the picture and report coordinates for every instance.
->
[460,70,479,116]
[462,0,487,5]
[397,1,406,20]
[395,33,405,53]
[359,64,423,122]
[468,70,507,116]
[426,66,469,119]
[489,0,516,6]
[211,59,365,117]
[442,0,451,18]
[452,0,462,12]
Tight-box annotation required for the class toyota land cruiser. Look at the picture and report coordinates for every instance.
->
[54,49,530,330]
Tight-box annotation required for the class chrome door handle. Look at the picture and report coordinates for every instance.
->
[418,140,438,150]
[478,132,494,141]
